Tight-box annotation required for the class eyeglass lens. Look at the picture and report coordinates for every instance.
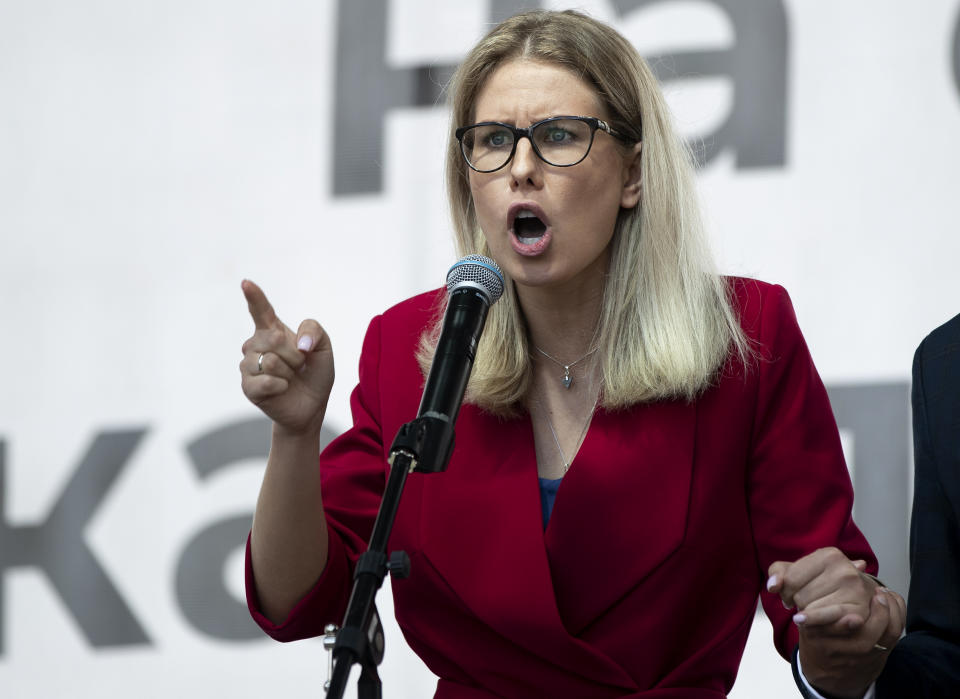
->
[461,119,595,171]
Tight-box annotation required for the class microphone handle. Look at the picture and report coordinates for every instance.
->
[416,286,491,424]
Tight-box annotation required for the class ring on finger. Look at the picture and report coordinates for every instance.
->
[257,352,265,373]
[873,643,889,652]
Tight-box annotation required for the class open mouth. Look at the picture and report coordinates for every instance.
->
[514,210,547,244]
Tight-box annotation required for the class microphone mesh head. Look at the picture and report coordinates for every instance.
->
[446,255,505,304]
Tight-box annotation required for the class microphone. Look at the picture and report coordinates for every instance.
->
[393,254,504,473]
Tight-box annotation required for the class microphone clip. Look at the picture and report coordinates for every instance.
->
[388,415,455,474]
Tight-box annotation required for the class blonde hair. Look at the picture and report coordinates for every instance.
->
[419,9,750,415]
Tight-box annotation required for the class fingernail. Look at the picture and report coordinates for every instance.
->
[877,594,889,607]
[297,336,313,351]
[766,575,778,591]
[793,613,806,625]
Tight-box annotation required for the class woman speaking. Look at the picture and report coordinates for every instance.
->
[239,10,902,698]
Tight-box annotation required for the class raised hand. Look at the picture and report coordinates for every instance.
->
[239,279,334,437]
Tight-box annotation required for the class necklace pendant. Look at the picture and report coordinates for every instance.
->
[562,366,573,389]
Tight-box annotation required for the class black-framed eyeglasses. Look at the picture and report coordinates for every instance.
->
[455,116,634,173]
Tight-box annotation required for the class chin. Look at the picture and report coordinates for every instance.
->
[510,264,568,290]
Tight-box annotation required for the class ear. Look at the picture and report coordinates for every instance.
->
[620,142,643,209]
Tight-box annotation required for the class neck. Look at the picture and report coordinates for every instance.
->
[516,277,604,361]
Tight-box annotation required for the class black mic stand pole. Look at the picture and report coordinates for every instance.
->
[324,414,455,699]
[325,283,494,699]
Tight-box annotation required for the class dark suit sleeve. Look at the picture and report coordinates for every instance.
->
[907,337,960,640]
[875,336,960,698]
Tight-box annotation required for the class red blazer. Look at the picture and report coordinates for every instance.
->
[246,278,877,698]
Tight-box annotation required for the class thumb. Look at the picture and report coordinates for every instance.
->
[294,319,335,387]
[296,319,331,355]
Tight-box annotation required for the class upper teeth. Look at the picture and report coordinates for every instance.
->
[516,210,536,219]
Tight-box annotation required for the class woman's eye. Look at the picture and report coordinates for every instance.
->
[483,130,512,148]
[538,125,580,145]
[544,128,570,142]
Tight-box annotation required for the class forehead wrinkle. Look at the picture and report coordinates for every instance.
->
[471,59,603,126]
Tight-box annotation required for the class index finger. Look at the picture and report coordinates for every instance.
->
[242,279,280,330]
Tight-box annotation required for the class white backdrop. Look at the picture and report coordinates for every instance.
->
[2,0,959,697]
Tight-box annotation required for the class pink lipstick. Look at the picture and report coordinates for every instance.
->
[508,202,552,256]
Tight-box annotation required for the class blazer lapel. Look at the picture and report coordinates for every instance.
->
[545,400,697,635]
[418,406,636,687]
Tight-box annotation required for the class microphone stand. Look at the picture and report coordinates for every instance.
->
[324,414,455,699]
[325,281,497,698]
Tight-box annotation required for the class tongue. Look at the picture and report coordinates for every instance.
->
[515,217,546,243]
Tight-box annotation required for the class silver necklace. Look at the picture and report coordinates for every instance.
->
[535,396,596,475]
[534,345,598,389]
